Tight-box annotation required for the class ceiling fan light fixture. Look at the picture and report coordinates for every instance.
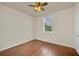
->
[29,2,48,12]
[35,6,42,11]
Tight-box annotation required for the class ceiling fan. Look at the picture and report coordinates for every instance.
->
[29,2,48,12]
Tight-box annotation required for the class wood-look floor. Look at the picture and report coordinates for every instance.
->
[0,39,78,56]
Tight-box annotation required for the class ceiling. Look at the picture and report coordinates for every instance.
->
[1,2,75,17]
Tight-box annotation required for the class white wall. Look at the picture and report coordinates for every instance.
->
[0,4,34,51]
[34,8,74,47]
[74,3,79,54]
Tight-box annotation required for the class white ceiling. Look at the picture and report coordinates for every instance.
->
[1,2,75,17]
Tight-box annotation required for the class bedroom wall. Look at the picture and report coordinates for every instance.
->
[74,3,79,54]
[34,8,74,47]
[0,4,34,51]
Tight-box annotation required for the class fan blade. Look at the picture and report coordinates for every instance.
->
[41,8,45,11]
[29,5,35,7]
[35,2,41,6]
[42,2,48,6]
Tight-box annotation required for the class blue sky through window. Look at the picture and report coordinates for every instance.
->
[44,16,53,26]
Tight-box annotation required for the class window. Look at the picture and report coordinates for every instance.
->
[43,16,54,33]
